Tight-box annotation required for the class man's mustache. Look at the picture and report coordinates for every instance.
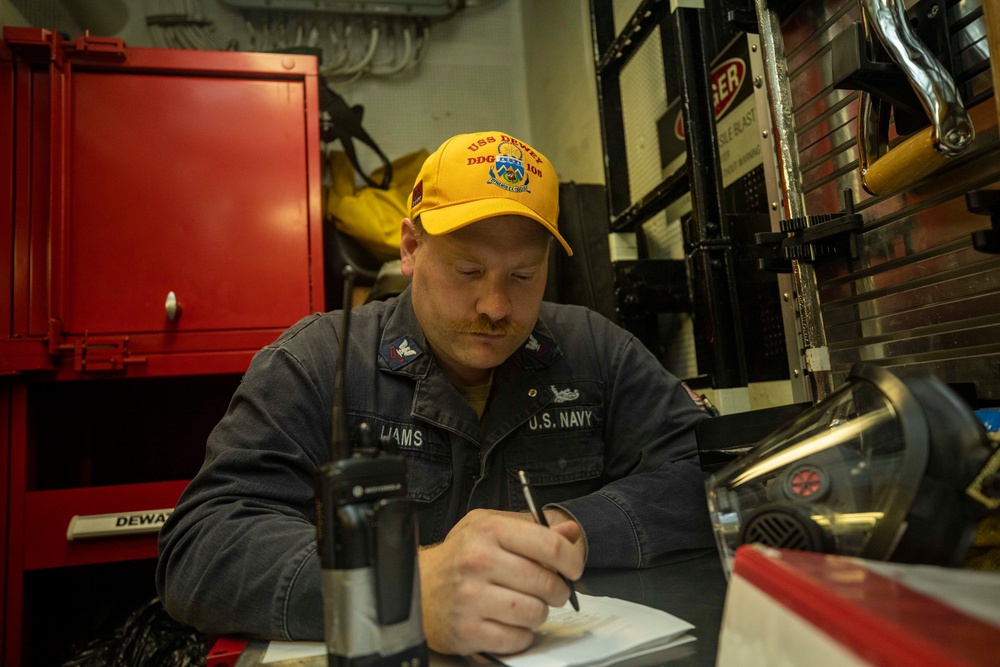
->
[450,315,525,337]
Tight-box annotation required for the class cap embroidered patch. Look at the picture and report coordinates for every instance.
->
[411,180,423,207]
[379,335,423,370]
[523,332,556,364]
[488,141,530,194]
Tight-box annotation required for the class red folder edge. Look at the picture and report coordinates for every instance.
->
[732,545,1000,667]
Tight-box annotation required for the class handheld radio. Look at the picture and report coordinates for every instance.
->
[315,267,428,667]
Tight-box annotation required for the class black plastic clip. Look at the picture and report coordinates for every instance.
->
[614,260,691,319]
[726,8,759,33]
[967,190,1000,254]
[830,22,924,116]
[755,190,864,273]
[829,1,955,138]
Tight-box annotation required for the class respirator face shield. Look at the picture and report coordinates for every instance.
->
[706,364,959,575]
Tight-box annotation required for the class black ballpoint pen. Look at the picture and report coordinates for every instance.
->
[518,469,580,612]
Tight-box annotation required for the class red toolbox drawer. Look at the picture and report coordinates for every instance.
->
[22,480,190,570]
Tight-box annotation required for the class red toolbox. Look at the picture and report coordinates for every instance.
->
[1,27,324,665]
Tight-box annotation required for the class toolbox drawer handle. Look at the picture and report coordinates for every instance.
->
[66,508,173,541]
[165,290,181,321]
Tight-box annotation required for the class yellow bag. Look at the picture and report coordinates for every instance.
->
[327,149,429,263]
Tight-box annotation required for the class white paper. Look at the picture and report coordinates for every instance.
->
[263,593,697,667]
[261,640,324,663]
[493,593,696,667]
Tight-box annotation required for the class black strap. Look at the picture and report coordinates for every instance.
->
[320,83,393,190]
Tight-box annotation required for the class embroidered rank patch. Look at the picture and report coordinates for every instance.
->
[379,335,423,370]
[523,332,556,364]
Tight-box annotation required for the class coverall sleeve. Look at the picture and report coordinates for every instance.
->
[156,343,331,641]
[552,326,716,568]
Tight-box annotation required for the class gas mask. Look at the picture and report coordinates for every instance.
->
[707,363,1000,575]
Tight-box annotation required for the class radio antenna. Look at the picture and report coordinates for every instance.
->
[330,266,356,462]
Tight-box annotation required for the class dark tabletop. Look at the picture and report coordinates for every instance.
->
[575,549,728,667]
[234,548,729,667]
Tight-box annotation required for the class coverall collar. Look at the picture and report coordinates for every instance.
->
[375,285,564,380]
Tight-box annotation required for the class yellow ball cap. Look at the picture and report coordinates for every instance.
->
[407,131,573,255]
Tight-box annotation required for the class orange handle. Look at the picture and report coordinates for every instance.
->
[862,99,996,196]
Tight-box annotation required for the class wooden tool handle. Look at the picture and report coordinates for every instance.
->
[863,99,996,196]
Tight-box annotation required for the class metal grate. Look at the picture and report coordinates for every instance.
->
[742,509,818,551]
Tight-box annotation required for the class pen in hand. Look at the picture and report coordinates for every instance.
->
[518,469,581,612]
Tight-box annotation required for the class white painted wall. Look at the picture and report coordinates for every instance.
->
[0,0,28,27]
[521,0,604,184]
[0,0,603,184]
[333,0,534,175]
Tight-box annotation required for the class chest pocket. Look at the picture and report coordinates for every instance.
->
[405,455,451,503]
[504,404,605,510]
[398,432,453,545]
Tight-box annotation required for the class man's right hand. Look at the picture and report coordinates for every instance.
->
[417,508,584,656]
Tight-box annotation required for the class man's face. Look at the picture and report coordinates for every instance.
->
[401,215,551,388]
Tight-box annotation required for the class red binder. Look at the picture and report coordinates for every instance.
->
[718,544,1000,667]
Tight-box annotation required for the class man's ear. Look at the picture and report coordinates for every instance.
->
[400,218,418,277]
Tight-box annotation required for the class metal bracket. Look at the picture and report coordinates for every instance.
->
[1,26,62,60]
[64,31,127,63]
[2,27,127,65]
[966,444,1000,511]
[755,191,864,273]
[726,8,758,33]
[72,335,146,373]
[614,260,691,319]
[831,21,924,118]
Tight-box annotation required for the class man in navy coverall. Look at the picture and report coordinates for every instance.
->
[157,130,714,656]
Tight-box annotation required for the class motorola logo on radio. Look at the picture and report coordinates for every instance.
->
[356,483,403,496]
